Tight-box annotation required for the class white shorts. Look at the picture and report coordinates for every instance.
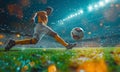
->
[33,23,56,40]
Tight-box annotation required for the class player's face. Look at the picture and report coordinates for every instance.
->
[46,9,52,15]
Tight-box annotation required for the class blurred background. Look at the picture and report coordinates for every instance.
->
[0,0,120,48]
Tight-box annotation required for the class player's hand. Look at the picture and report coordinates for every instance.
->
[30,19,34,23]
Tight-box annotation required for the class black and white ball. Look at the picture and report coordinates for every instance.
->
[71,27,84,40]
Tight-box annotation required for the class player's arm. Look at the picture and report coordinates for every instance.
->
[31,12,38,23]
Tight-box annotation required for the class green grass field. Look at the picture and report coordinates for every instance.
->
[0,47,120,72]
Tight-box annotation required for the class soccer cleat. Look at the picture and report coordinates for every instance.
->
[5,39,15,51]
[66,43,77,49]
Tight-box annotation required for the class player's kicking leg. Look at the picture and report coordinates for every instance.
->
[46,27,77,49]
[66,43,77,49]
[53,34,77,49]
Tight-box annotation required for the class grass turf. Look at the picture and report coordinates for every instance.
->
[0,47,120,72]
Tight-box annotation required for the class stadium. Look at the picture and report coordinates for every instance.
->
[0,0,120,72]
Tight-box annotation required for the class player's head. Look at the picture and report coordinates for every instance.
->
[45,6,53,15]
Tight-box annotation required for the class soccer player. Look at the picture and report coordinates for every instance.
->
[5,7,76,51]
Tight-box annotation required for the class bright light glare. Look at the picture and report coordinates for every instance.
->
[79,9,84,14]
[105,0,110,3]
[74,13,78,16]
[94,4,98,8]
[60,0,114,22]
[99,1,105,7]
[70,15,73,18]
[62,19,65,21]
[88,6,93,11]
[67,16,71,19]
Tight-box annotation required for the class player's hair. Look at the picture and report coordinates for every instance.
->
[45,6,53,12]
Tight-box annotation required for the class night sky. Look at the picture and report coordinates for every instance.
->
[0,0,120,48]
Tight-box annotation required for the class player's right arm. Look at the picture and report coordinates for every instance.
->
[31,12,38,23]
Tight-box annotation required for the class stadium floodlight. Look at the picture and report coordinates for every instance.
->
[70,15,74,18]
[77,12,81,15]
[60,0,114,22]
[62,19,66,21]
[99,1,105,7]
[79,9,84,14]
[88,5,93,11]
[67,16,71,19]
[94,4,98,8]
[69,15,73,18]
[105,0,110,3]
[74,13,78,16]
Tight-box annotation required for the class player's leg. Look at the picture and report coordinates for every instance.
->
[15,24,44,45]
[50,32,76,49]
[45,26,76,49]
[51,32,68,47]
[4,37,38,51]
[4,24,40,51]
[15,38,38,45]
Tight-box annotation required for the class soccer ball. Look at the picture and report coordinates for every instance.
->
[71,27,84,40]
